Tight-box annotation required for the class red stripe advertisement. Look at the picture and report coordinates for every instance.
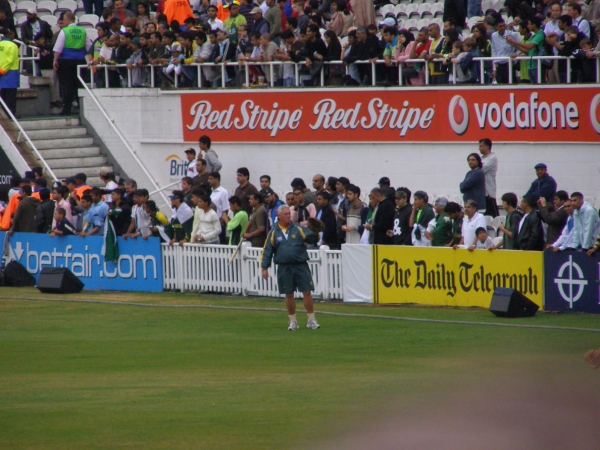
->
[180,87,600,143]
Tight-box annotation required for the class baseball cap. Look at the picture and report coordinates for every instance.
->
[169,190,184,200]
[534,163,547,169]
[99,166,112,176]
[379,17,397,27]
[75,172,87,181]
[250,6,262,14]
[378,177,390,185]
[184,148,196,155]
[63,176,76,184]
[261,188,274,197]
[395,189,407,199]
[131,37,141,46]
[170,42,182,52]
[27,8,37,14]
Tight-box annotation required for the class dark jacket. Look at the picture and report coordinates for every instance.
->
[525,173,557,203]
[392,203,413,245]
[109,202,132,236]
[372,198,395,245]
[319,205,338,248]
[250,17,269,35]
[261,222,318,268]
[21,18,53,46]
[515,210,544,251]
[460,167,486,210]
[35,199,55,233]
[11,196,41,233]
[538,204,568,246]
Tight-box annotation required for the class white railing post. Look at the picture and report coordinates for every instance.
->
[319,245,329,300]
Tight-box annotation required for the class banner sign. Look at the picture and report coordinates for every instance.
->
[180,87,600,143]
[544,250,600,313]
[0,232,163,292]
[0,145,19,193]
[373,246,543,307]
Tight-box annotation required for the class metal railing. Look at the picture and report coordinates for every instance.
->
[14,38,41,75]
[0,96,58,182]
[77,55,600,89]
[76,69,171,209]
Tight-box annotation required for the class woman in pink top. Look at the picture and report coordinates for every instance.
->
[394,30,424,86]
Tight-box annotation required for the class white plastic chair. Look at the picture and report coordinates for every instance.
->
[379,4,394,15]
[405,3,420,18]
[431,2,444,17]
[13,0,36,19]
[393,3,405,15]
[430,17,443,27]
[416,18,430,29]
[39,14,58,26]
[36,0,57,15]
[77,13,99,27]
[418,3,431,17]
[54,0,76,16]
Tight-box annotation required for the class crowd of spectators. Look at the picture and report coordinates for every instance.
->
[12,0,598,99]
[2,135,600,256]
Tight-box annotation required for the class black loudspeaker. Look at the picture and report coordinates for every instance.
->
[37,267,84,294]
[489,287,539,318]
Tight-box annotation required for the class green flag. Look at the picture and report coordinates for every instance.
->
[102,216,119,263]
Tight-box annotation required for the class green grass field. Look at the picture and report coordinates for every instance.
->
[1,287,599,449]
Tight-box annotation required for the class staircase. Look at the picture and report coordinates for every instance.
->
[18,116,113,187]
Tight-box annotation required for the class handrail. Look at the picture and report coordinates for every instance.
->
[79,54,600,89]
[0,96,58,182]
[76,69,171,209]
[149,179,181,196]
[13,38,41,75]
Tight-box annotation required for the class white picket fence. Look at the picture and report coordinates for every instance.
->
[161,242,343,300]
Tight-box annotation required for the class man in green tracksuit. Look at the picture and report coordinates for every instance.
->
[260,205,320,331]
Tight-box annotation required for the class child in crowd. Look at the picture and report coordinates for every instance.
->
[145,200,169,241]
[447,41,471,84]
[470,227,494,251]
[33,33,61,107]
[49,207,76,237]
[162,42,183,82]
[573,38,597,82]
[453,37,481,84]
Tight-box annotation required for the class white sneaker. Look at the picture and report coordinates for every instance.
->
[307,317,320,329]
[288,320,299,331]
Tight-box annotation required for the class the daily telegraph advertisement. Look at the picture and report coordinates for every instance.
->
[373,246,544,307]
[180,86,600,142]
[0,232,163,292]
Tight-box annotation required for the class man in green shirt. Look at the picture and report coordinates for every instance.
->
[444,202,464,246]
[224,1,247,46]
[497,192,523,250]
[506,16,545,83]
[223,196,249,245]
[425,197,453,247]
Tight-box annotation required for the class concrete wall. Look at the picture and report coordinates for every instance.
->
[81,88,600,207]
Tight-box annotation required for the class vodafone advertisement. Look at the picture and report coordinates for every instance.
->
[180,87,600,143]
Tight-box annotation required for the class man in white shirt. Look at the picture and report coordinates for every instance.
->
[544,2,564,83]
[207,5,224,30]
[208,171,230,243]
[454,199,487,249]
[184,148,198,178]
[570,192,600,250]
[491,19,519,84]
[547,199,575,251]
[478,138,498,217]
[568,2,591,38]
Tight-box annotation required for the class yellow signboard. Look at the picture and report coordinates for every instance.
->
[373,246,543,307]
